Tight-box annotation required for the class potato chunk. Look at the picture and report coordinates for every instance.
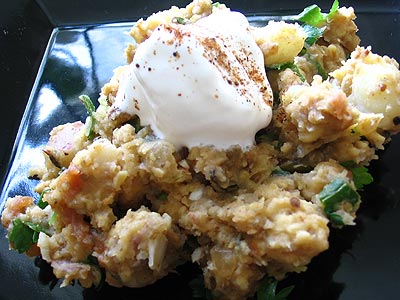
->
[332,46,400,132]
[95,207,184,287]
[252,21,306,65]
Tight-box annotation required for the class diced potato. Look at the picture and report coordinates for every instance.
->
[332,46,400,132]
[252,21,306,65]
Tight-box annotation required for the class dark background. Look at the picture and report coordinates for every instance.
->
[0,1,400,299]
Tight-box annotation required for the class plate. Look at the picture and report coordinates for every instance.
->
[1,1,400,299]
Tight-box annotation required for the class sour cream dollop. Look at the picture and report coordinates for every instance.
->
[113,10,273,149]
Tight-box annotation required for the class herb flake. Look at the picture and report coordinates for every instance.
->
[267,63,306,82]
[8,219,49,253]
[302,24,324,47]
[271,168,291,176]
[318,178,360,226]
[257,277,294,300]
[83,254,106,290]
[294,0,339,27]
[49,212,58,226]
[79,95,96,140]
[172,16,187,25]
[157,191,168,201]
[315,59,328,80]
[37,188,50,209]
[340,161,373,190]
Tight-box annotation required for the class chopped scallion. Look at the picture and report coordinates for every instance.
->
[79,95,96,140]
[318,178,360,226]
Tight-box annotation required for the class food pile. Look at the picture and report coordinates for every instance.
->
[2,0,400,299]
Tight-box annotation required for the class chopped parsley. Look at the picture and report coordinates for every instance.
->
[279,161,313,174]
[9,188,55,253]
[267,63,306,82]
[318,178,360,226]
[83,254,106,290]
[302,24,324,48]
[157,191,169,201]
[255,129,282,150]
[257,277,294,300]
[37,188,50,209]
[302,52,329,80]
[266,3,340,82]
[8,219,50,253]
[340,161,374,190]
[351,167,374,190]
[314,59,328,80]
[293,0,339,70]
[79,95,96,140]
[49,212,57,226]
[271,167,291,176]
[294,0,339,27]
[172,17,188,25]
[130,115,143,133]
[255,130,278,144]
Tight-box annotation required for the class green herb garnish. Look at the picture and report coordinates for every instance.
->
[299,52,328,80]
[255,131,278,144]
[294,0,339,54]
[79,95,96,140]
[267,63,306,82]
[49,212,57,227]
[157,191,169,201]
[271,168,291,176]
[173,17,187,25]
[351,167,373,190]
[279,161,313,174]
[340,161,374,190]
[8,219,49,253]
[255,129,282,150]
[314,60,328,80]
[257,277,294,300]
[130,115,143,133]
[318,178,360,226]
[83,254,106,290]
[327,0,340,19]
[302,24,324,47]
[37,188,50,209]
[294,0,339,27]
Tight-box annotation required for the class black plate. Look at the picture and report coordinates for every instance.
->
[1,1,400,299]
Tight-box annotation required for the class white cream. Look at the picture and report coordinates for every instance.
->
[113,10,273,149]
